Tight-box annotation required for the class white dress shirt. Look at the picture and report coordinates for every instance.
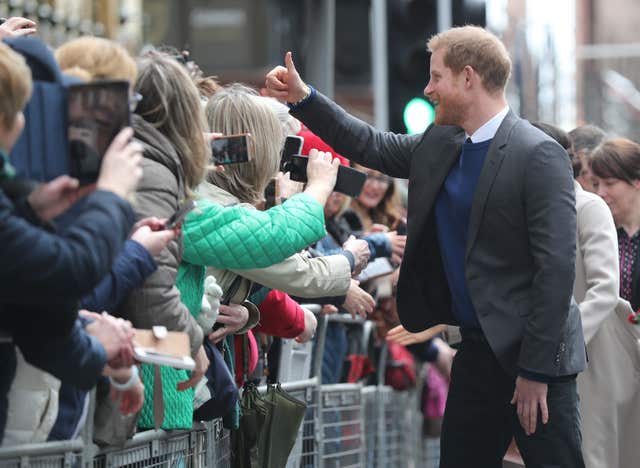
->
[466,106,510,143]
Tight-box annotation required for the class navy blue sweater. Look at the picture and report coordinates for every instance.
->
[435,138,492,329]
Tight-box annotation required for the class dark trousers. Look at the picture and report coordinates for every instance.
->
[439,335,585,468]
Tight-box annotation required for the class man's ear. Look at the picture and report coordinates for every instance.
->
[462,65,475,88]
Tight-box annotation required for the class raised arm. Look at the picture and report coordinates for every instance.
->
[265,52,420,178]
[183,150,339,270]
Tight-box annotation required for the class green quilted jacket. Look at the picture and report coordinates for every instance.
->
[138,191,326,430]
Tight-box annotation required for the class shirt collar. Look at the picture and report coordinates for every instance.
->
[466,106,510,143]
[618,227,640,241]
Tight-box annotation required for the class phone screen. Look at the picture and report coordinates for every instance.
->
[281,135,304,170]
[210,134,252,165]
[67,80,131,185]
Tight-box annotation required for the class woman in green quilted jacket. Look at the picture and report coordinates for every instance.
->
[138,119,340,430]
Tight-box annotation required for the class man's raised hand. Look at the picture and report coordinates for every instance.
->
[264,51,310,104]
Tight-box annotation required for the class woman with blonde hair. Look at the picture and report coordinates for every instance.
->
[181,85,373,356]
[200,84,370,304]
[55,36,137,83]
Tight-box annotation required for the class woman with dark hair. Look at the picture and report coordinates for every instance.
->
[547,133,639,468]
[348,166,403,230]
[591,138,640,312]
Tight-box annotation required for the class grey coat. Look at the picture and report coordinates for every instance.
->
[117,116,203,356]
[292,92,586,377]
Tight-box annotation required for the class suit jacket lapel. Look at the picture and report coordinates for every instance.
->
[405,133,462,260]
[465,111,520,261]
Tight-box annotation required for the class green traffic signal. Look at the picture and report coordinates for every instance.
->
[403,97,435,134]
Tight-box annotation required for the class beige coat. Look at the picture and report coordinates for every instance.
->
[3,349,60,446]
[199,182,351,304]
[573,182,640,468]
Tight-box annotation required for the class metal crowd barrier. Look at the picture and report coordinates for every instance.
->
[0,306,440,468]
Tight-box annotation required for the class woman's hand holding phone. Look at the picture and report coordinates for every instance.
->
[205,133,225,172]
[131,223,178,257]
[303,149,340,206]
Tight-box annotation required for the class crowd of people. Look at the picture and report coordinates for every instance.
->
[0,15,638,468]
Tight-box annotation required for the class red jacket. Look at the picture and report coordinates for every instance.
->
[254,290,306,338]
[233,290,306,386]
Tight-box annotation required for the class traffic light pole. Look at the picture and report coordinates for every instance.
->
[306,0,335,99]
[371,0,389,131]
[437,0,453,31]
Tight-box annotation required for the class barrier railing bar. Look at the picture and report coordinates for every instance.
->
[0,439,83,458]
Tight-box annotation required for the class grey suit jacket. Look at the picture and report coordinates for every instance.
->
[292,91,587,377]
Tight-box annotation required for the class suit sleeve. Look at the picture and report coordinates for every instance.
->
[577,198,619,344]
[291,91,420,178]
[518,141,577,375]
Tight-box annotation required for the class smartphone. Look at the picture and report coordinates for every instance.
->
[280,135,304,171]
[264,178,278,209]
[210,133,253,165]
[284,155,367,198]
[396,220,407,235]
[67,80,131,185]
[166,199,197,229]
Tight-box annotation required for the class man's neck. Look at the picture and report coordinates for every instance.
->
[461,94,508,136]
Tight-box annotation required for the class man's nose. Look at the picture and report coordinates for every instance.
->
[423,81,432,97]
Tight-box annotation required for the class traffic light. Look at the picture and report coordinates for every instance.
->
[387,0,438,134]
[387,0,487,134]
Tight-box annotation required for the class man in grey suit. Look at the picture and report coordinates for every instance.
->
[266,25,585,468]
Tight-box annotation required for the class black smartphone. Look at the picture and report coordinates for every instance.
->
[264,178,277,209]
[280,135,304,171]
[284,155,367,198]
[166,199,197,229]
[210,133,253,165]
[67,80,131,185]
[396,220,407,235]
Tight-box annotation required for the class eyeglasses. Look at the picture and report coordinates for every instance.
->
[129,92,143,112]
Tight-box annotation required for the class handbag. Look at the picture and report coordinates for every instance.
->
[258,383,306,468]
[232,336,307,468]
